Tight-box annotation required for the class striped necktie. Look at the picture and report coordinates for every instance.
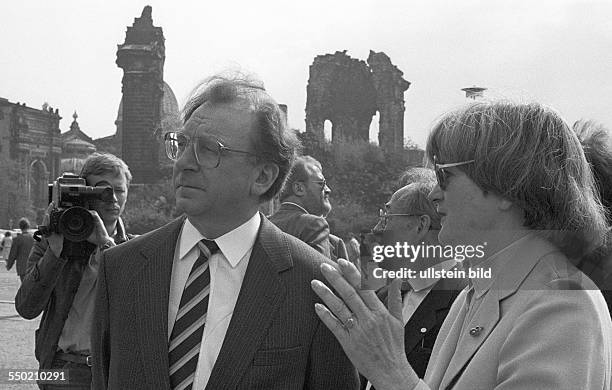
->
[169,239,219,390]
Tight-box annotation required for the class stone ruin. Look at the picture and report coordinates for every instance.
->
[305,50,410,152]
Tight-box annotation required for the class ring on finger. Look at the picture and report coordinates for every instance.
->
[343,316,357,329]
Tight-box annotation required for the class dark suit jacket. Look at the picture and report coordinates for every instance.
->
[6,232,34,276]
[361,274,465,389]
[269,203,332,258]
[92,215,358,390]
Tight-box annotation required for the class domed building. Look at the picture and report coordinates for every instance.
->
[60,111,97,174]
[93,81,180,176]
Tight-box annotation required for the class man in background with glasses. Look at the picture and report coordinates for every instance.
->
[269,155,333,258]
[92,73,358,390]
[360,178,465,389]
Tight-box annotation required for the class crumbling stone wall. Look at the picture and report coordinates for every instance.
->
[305,50,410,151]
[367,51,411,152]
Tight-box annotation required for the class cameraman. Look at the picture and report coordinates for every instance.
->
[15,153,134,389]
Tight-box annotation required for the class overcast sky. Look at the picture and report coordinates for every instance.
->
[2,0,611,148]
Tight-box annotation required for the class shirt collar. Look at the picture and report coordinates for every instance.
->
[281,202,309,215]
[179,213,261,268]
[113,217,128,244]
[464,233,532,298]
[407,259,457,292]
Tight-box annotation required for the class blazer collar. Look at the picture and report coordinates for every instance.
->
[279,201,309,215]
[439,234,561,389]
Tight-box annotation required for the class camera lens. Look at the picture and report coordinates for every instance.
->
[59,206,94,242]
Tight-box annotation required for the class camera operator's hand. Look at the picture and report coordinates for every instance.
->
[86,210,113,247]
[43,202,64,258]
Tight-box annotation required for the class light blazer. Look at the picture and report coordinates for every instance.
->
[414,235,612,390]
[269,203,332,258]
[92,215,358,390]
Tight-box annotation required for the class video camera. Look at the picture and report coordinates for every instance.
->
[37,173,114,242]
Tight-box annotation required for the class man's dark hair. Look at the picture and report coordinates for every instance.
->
[18,218,30,231]
[279,155,322,201]
[182,72,301,201]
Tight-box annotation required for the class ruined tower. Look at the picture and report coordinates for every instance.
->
[116,6,165,183]
[305,51,377,143]
[367,51,411,152]
[305,50,410,151]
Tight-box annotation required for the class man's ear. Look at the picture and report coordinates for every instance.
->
[292,181,306,197]
[417,215,431,236]
[251,163,280,197]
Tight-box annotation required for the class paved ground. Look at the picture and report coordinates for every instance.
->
[0,260,40,389]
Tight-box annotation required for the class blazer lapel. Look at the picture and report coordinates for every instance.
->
[439,289,501,389]
[131,216,186,389]
[205,216,292,389]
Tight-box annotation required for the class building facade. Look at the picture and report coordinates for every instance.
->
[0,98,62,226]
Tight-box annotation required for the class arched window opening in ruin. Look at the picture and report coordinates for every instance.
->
[324,120,333,142]
[369,112,380,145]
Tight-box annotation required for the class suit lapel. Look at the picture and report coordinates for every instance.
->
[131,216,186,389]
[439,235,559,389]
[439,288,501,390]
[404,290,457,354]
[205,216,292,389]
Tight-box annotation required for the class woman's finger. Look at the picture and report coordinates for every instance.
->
[320,263,370,319]
[387,278,404,321]
[314,303,347,342]
[337,259,386,312]
[311,279,355,324]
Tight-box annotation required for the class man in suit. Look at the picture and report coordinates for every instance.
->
[6,218,34,281]
[360,180,464,389]
[15,153,134,389]
[311,100,612,390]
[92,73,358,390]
[321,196,352,264]
[269,155,332,258]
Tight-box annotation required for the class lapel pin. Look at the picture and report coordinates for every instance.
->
[469,326,483,336]
[420,327,427,333]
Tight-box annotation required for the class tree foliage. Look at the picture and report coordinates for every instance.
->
[122,178,178,235]
[298,132,424,238]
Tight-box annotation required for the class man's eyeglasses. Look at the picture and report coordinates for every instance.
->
[433,155,475,190]
[164,132,258,168]
[311,179,328,189]
[377,208,419,230]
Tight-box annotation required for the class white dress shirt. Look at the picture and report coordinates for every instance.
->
[168,213,260,389]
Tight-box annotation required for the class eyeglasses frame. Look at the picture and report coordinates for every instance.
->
[377,208,421,230]
[164,131,258,168]
[433,155,475,190]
